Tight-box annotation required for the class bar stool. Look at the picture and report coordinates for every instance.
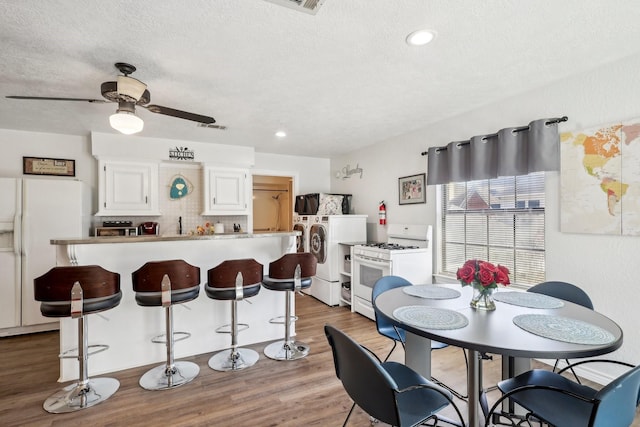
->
[131,259,201,390]
[262,252,316,360]
[34,265,122,413]
[206,258,262,371]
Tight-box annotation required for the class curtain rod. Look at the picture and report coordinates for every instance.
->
[420,116,568,156]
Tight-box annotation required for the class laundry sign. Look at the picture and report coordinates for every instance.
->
[169,146,195,161]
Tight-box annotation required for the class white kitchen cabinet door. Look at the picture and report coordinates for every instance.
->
[96,161,160,216]
[203,168,251,215]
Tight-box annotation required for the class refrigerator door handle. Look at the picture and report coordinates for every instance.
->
[13,214,21,256]
[21,214,28,257]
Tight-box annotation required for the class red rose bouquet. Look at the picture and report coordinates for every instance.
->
[457,259,510,310]
[456,259,510,289]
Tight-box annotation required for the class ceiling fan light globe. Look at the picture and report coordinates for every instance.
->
[110,111,144,135]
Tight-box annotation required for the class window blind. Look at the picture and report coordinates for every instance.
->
[441,172,545,286]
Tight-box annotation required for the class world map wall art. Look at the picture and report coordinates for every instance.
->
[561,118,640,235]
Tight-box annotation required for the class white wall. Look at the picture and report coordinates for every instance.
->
[0,129,330,219]
[254,152,330,195]
[331,52,640,382]
[330,134,433,242]
[0,130,97,207]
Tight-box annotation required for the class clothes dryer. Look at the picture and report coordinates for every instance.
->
[308,215,367,305]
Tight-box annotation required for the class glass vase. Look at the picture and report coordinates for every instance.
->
[470,285,496,311]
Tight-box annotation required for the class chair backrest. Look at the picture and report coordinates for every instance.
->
[592,364,640,426]
[268,252,317,279]
[527,281,594,310]
[372,276,412,341]
[34,265,121,301]
[34,265,121,317]
[324,324,400,426]
[207,259,263,288]
[132,259,201,292]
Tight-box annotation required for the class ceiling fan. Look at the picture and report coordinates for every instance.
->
[6,62,218,135]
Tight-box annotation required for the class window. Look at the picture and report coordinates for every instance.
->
[440,172,545,287]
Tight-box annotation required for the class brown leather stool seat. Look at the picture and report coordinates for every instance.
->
[34,265,121,413]
[131,259,201,390]
[205,258,262,371]
[261,252,316,360]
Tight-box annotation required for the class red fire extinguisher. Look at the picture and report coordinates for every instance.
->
[379,201,386,225]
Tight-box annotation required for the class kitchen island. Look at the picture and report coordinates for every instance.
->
[51,231,299,382]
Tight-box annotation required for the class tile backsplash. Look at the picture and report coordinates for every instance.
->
[93,164,248,236]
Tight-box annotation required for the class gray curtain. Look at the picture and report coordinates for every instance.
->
[447,140,471,183]
[426,146,449,185]
[470,134,498,180]
[426,117,564,185]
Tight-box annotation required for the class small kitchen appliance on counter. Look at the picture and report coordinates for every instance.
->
[139,222,159,235]
[95,220,138,237]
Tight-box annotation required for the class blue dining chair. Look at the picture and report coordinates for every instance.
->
[528,280,594,383]
[324,324,466,427]
[372,275,468,400]
[487,360,640,427]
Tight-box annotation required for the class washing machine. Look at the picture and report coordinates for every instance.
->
[293,214,311,253]
[308,215,367,305]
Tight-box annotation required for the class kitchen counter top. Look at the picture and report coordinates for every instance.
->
[51,230,300,245]
[52,230,299,381]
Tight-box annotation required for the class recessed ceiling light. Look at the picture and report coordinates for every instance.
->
[275,131,287,138]
[406,29,436,46]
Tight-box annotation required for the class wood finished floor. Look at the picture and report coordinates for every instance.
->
[1,294,638,426]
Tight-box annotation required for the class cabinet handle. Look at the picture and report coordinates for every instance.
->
[145,196,148,204]
[213,197,216,204]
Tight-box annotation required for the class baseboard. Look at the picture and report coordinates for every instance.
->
[0,322,59,337]
[535,358,615,386]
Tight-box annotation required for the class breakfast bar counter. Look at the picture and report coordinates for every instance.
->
[51,231,299,382]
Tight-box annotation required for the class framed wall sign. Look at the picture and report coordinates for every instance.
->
[398,173,426,205]
[23,157,76,177]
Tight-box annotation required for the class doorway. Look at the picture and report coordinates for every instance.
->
[252,175,293,232]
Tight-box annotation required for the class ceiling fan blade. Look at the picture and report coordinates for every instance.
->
[143,104,215,124]
[6,95,108,103]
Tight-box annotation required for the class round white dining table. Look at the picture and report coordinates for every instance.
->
[374,284,623,427]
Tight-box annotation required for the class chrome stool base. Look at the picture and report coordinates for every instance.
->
[139,361,200,390]
[43,377,120,413]
[264,340,310,361]
[208,348,259,371]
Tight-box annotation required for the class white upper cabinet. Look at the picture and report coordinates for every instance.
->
[203,167,252,215]
[96,160,161,216]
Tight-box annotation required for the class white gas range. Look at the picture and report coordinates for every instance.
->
[351,224,433,320]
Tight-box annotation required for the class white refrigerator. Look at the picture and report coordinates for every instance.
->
[0,178,90,335]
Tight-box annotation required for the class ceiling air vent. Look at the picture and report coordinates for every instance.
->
[263,0,326,15]
[197,123,227,130]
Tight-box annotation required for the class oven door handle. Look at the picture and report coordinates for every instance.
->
[353,255,392,269]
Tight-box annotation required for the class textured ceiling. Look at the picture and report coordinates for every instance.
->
[1,1,640,158]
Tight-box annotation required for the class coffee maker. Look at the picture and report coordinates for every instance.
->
[139,222,159,235]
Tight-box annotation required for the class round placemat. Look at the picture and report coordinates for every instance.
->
[393,306,469,330]
[493,291,564,309]
[402,285,462,300]
[513,314,615,345]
